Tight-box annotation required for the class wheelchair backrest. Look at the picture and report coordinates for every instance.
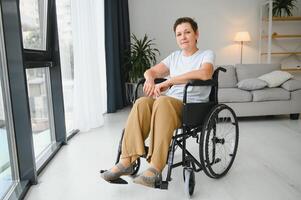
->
[182,67,225,128]
[208,67,223,104]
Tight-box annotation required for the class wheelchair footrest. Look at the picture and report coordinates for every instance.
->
[99,170,128,184]
[108,178,128,184]
[155,181,169,190]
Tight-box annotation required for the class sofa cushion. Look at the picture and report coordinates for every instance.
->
[218,88,252,103]
[252,88,290,102]
[237,78,267,91]
[217,65,237,88]
[281,79,301,91]
[235,64,281,82]
[258,70,293,87]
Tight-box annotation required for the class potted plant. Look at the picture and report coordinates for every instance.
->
[124,34,160,102]
[271,0,297,16]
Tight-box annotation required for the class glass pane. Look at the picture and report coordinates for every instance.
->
[26,68,55,159]
[0,75,13,199]
[19,0,48,50]
[0,6,18,198]
[56,0,75,134]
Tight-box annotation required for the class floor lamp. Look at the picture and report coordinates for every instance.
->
[234,31,251,64]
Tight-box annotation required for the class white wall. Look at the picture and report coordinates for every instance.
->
[128,0,301,66]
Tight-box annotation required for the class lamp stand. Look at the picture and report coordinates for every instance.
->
[240,41,243,64]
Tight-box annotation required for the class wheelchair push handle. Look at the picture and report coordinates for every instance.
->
[219,67,227,72]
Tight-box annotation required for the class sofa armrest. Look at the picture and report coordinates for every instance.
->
[281,79,301,91]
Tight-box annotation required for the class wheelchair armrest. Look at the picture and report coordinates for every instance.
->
[183,79,217,104]
[186,79,217,87]
[182,67,227,104]
[134,78,167,101]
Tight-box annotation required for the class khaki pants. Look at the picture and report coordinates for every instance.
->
[121,96,183,170]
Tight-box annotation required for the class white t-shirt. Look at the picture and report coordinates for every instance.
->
[161,49,215,103]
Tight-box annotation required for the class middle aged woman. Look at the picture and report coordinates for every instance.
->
[101,17,215,188]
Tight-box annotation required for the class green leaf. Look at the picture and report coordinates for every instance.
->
[123,33,160,83]
[271,0,297,16]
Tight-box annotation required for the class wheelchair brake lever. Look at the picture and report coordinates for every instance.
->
[191,129,199,144]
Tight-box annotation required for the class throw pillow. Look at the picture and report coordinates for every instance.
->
[237,78,267,91]
[281,79,301,91]
[258,70,293,88]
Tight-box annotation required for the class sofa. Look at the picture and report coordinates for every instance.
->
[217,64,301,119]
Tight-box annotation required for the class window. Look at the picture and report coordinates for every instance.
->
[19,0,48,50]
[0,0,67,199]
[0,86,13,200]
[56,0,75,134]
[26,68,55,158]
[19,0,67,168]
[20,0,57,162]
[0,9,19,198]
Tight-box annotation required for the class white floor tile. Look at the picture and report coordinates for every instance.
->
[24,109,301,200]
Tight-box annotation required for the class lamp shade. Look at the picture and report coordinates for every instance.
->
[234,31,251,42]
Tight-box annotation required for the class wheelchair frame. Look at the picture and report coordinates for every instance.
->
[105,67,239,197]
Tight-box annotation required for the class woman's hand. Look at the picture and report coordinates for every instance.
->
[143,79,155,96]
[153,80,171,98]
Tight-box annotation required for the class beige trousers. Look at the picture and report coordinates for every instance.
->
[121,96,183,170]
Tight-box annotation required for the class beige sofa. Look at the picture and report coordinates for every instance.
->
[217,64,301,119]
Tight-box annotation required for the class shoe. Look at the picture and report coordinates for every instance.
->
[100,162,134,182]
[133,167,162,188]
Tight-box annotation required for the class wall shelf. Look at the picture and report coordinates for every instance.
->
[263,16,301,21]
[272,16,301,21]
[261,52,301,55]
[259,0,301,66]
[281,68,301,72]
[262,34,301,39]
[272,33,301,38]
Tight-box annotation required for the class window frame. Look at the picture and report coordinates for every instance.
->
[0,0,68,199]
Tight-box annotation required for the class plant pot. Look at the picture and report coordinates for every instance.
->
[125,82,144,104]
[125,82,137,104]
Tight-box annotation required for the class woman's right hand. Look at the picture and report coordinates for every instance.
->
[143,79,155,96]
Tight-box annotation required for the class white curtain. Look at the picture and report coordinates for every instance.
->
[71,0,107,132]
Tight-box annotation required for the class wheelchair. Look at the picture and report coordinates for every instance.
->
[102,67,239,197]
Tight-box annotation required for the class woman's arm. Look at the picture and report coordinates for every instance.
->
[153,63,214,97]
[168,63,213,86]
[143,62,170,96]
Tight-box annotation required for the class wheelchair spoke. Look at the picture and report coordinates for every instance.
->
[220,145,228,168]
[221,123,234,137]
[218,121,234,138]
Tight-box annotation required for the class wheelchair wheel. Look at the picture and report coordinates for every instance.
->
[199,104,239,179]
[183,168,195,198]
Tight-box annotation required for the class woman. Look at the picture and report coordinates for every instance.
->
[101,17,215,188]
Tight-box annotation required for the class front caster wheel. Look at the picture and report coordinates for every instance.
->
[131,158,140,176]
[183,167,195,198]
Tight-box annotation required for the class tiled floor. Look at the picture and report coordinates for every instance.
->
[24,108,301,200]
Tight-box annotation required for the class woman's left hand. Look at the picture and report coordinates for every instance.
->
[153,80,171,98]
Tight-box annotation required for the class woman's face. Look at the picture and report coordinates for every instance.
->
[175,22,199,51]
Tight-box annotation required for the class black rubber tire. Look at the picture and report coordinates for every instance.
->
[199,104,239,179]
[131,158,140,176]
[183,168,195,198]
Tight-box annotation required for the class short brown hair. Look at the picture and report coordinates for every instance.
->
[173,17,198,33]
